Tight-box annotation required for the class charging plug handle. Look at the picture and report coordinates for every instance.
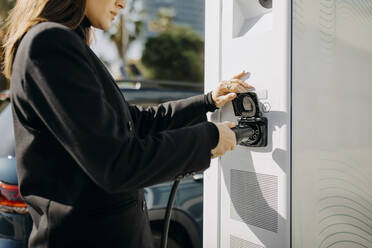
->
[232,126,255,144]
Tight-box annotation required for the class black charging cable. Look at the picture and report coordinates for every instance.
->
[160,127,242,248]
[160,178,181,248]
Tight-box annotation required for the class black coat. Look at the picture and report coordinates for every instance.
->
[10,21,218,248]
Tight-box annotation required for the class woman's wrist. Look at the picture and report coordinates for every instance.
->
[204,91,218,112]
[206,121,219,149]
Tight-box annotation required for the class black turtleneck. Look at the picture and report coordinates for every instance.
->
[74,16,91,40]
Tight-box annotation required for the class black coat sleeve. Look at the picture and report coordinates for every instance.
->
[129,95,212,138]
[24,26,218,193]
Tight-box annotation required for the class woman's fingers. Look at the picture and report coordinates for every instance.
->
[236,85,247,92]
[213,76,254,108]
[227,92,237,100]
[218,93,236,105]
[211,121,238,159]
[231,79,253,89]
[240,81,253,89]
[232,71,246,79]
[224,80,251,93]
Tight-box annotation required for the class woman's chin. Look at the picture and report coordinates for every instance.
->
[93,21,111,31]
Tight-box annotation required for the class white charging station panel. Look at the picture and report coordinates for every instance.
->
[204,0,291,247]
[204,0,372,248]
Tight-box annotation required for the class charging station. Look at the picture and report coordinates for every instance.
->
[204,1,372,247]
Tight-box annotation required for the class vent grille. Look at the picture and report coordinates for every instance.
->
[230,169,278,233]
[230,235,265,248]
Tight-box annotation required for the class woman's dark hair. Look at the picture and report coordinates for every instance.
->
[1,0,91,79]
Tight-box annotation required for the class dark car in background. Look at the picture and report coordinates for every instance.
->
[0,92,32,248]
[0,85,204,248]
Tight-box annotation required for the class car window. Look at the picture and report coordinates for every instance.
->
[121,88,202,106]
[0,94,15,157]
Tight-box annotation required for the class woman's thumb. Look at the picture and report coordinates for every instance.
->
[227,92,237,99]
[221,93,236,102]
[223,121,236,129]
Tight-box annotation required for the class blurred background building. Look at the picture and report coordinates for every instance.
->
[142,0,205,37]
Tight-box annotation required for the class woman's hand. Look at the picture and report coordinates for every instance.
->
[211,122,237,159]
[211,71,254,108]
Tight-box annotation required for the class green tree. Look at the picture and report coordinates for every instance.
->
[142,26,204,83]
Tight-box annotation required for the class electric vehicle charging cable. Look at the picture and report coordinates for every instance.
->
[160,177,181,248]
[160,126,244,248]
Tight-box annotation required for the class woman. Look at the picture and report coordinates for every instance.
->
[1,0,251,247]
